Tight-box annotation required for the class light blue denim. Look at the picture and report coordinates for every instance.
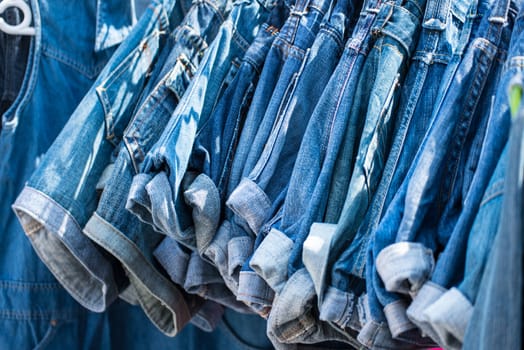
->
[83,0,234,335]
[0,0,161,348]
[238,0,361,314]
[374,0,515,344]
[411,16,524,348]
[462,80,524,350]
[11,0,184,313]
[254,0,384,346]
[359,2,488,344]
[302,0,428,344]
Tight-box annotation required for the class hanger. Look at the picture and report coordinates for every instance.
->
[0,0,35,35]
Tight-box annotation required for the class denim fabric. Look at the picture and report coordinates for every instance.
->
[12,0,183,313]
[237,0,361,313]
[303,0,427,341]
[1,0,137,347]
[413,20,524,348]
[253,0,383,345]
[358,0,481,344]
[376,0,511,339]
[227,0,336,237]
[462,86,524,350]
[0,7,30,118]
[83,0,234,335]
[126,0,277,240]
[162,8,286,314]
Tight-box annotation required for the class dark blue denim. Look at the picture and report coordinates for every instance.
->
[462,82,524,350]
[411,14,524,349]
[302,0,428,343]
[83,0,234,335]
[12,0,183,313]
[359,0,482,344]
[0,0,145,348]
[201,0,329,300]
[0,7,30,118]
[155,7,287,315]
[237,0,361,314]
[249,0,384,346]
[126,0,279,246]
[374,0,516,344]
[227,0,339,238]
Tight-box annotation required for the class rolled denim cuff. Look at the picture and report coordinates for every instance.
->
[422,287,473,350]
[84,212,200,336]
[406,281,446,341]
[119,284,140,305]
[226,178,272,235]
[319,286,358,330]
[12,186,119,312]
[190,300,224,332]
[228,236,253,277]
[184,173,221,253]
[237,270,274,317]
[383,299,417,338]
[154,237,190,286]
[127,173,155,225]
[250,228,293,293]
[303,222,338,297]
[376,242,435,296]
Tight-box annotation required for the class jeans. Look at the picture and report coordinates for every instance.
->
[462,76,524,350]
[237,0,361,314]
[83,0,234,335]
[0,7,30,118]
[252,0,383,346]
[0,0,142,348]
[301,0,427,344]
[155,5,288,314]
[12,0,185,313]
[202,0,330,299]
[412,14,524,349]
[373,0,516,343]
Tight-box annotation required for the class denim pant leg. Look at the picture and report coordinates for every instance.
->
[252,0,383,346]
[237,0,360,313]
[82,0,233,335]
[303,1,426,342]
[462,94,524,350]
[408,7,518,347]
[1,0,136,347]
[126,0,276,239]
[11,0,165,312]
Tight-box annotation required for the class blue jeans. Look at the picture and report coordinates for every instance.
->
[373,0,516,343]
[12,0,187,313]
[251,0,382,346]
[301,1,427,345]
[154,5,288,314]
[237,0,361,314]
[83,0,235,335]
[360,0,489,343]
[201,0,329,300]
[462,75,524,350]
[409,10,523,349]
[0,0,149,348]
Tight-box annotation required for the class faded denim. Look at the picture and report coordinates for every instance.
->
[12,0,184,313]
[462,79,524,350]
[375,0,515,344]
[238,0,361,313]
[253,0,384,345]
[303,0,427,344]
[83,0,234,335]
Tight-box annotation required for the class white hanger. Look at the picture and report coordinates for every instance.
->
[0,0,35,35]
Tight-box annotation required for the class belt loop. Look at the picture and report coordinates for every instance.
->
[422,0,451,30]
[488,0,511,23]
